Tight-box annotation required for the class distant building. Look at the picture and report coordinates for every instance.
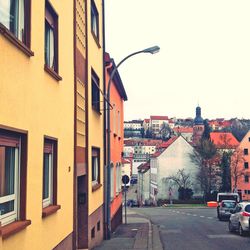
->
[193,106,204,146]
[173,126,193,142]
[150,116,169,138]
[150,136,202,203]
[231,131,250,200]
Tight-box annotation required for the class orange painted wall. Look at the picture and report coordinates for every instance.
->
[105,63,125,219]
[231,131,250,200]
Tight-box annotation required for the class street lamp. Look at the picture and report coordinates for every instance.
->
[105,45,160,239]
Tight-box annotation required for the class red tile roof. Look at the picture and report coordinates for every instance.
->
[144,119,150,123]
[150,116,169,120]
[173,127,193,133]
[122,159,131,164]
[138,161,150,171]
[210,132,239,149]
[152,137,178,158]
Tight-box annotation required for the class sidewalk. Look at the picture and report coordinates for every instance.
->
[93,208,163,250]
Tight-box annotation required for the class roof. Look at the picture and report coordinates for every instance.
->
[210,132,239,149]
[124,139,163,147]
[122,159,131,164]
[150,116,169,121]
[137,162,150,172]
[144,119,150,123]
[152,137,178,158]
[173,127,193,133]
[105,53,128,101]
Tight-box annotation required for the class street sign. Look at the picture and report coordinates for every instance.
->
[122,175,130,185]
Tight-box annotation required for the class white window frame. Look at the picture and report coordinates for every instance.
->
[110,163,114,200]
[42,153,53,208]
[92,155,99,185]
[0,147,20,226]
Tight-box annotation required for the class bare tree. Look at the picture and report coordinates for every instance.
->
[231,147,245,191]
[164,169,192,189]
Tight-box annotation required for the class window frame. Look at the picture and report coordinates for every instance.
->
[244,175,249,183]
[244,162,249,169]
[91,69,101,113]
[0,0,33,56]
[42,138,60,217]
[44,0,62,81]
[90,0,99,44]
[92,147,101,189]
[244,148,248,155]
[0,128,30,238]
[110,162,114,200]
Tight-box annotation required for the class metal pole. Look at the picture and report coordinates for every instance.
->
[124,185,127,224]
[106,47,160,239]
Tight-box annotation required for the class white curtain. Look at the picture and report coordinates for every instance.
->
[18,0,24,41]
[49,28,54,68]
[0,0,11,29]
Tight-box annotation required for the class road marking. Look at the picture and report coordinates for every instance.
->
[161,229,182,234]
[200,216,205,218]
[193,214,197,216]
[207,234,241,239]
[207,217,213,219]
[186,213,191,215]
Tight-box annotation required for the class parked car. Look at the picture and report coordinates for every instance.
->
[126,199,139,207]
[217,200,237,220]
[228,202,250,236]
[217,192,239,218]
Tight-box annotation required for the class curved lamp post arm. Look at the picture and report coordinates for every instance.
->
[105,45,160,240]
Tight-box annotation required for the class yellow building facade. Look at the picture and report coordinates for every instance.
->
[0,1,74,249]
[74,0,105,249]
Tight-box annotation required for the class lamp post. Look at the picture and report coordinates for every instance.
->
[106,45,160,239]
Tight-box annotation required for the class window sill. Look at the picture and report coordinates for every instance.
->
[92,106,102,115]
[92,183,102,192]
[91,31,101,48]
[0,220,31,239]
[0,23,34,57]
[42,205,61,218]
[44,65,62,81]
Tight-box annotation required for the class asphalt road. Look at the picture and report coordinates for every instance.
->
[132,207,250,250]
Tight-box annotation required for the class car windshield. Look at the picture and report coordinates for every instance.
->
[222,201,236,208]
[245,205,250,213]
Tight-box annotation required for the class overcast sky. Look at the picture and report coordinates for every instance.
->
[105,0,250,121]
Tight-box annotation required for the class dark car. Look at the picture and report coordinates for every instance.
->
[126,199,139,207]
[217,200,237,220]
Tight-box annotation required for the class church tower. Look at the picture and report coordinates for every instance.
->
[193,106,205,146]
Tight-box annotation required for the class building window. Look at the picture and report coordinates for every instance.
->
[92,148,100,186]
[110,163,114,200]
[0,0,31,47]
[91,69,100,112]
[244,175,249,183]
[118,111,121,136]
[43,139,57,208]
[244,162,249,169]
[45,1,59,74]
[97,221,100,231]
[0,130,27,227]
[91,227,95,239]
[91,0,99,41]
[244,148,248,155]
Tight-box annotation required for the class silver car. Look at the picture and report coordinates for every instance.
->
[228,202,250,236]
[217,200,237,220]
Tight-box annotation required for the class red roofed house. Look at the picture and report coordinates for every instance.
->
[150,136,202,204]
[150,115,169,138]
[210,132,239,151]
[173,126,193,142]
[105,53,127,232]
[231,131,250,200]
[137,162,151,206]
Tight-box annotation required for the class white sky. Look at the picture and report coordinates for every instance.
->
[105,0,250,121]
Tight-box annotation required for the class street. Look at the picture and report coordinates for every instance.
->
[132,207,250,250]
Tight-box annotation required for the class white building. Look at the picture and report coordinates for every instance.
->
[137,162,150,205]
[150,116,169,137]
[150,136,202,204]
[124,120,143,130]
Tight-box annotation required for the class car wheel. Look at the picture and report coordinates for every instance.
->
[228,221,235,232]
[239,224,245,236]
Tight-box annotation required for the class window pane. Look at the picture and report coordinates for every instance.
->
[18,0,24,41]
[0,200,14,216]
[43,153,50,199]
[49,28,54,68]
[45,22,50,66]
[0,146,16,197]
